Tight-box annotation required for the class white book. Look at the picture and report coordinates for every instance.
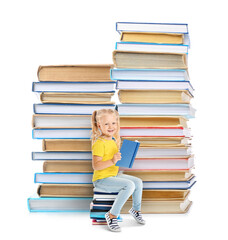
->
[93,192,118,200]
[27,194,92,212]
[116,42,188,54]
[32,151,92,160]
[120,127,191,137]
[117,104,195,119]
[32,81,116,92]
[136,147,191,157]
[34,173,195,188]
[126,157,194,170]
[117,80,194,96]
[142,176,196,189]
[34,174,195,189]
[116,22,189,34]
[32,128,92,139]
[34,173,93,184]
[32,114,92,128]
[33,104,115,115]
[111,69,189,81]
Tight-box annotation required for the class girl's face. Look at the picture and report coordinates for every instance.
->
[97,113,118,139]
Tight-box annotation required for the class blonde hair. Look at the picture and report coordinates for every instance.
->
[91,109,120,149]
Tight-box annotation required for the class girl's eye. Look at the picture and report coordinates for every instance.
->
[112,122,116,125]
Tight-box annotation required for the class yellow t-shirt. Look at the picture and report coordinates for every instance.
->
[92,138,119,182]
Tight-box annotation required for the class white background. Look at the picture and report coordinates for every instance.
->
[1,0,228,239]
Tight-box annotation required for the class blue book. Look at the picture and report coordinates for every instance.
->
[116,139,140,168]
[90,211,122,220]
[34,172,93,184]
[32,81,117,93]
[27,194,92,212]
[33,103,116,115]
[110,69,190,81]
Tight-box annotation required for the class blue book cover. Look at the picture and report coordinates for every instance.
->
[27,195,92,212]
[116,139,140,168]
[90,211,122,220]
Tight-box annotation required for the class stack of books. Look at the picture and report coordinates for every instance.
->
[90,189,192,215]
[28,64,116,212]
[28,22,196,216]
[111,22,196,213]
[90,191,123,225]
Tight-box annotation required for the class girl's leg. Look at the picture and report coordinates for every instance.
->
[93,176,135,216]
[116,173,143,211]
[116,173,146,225]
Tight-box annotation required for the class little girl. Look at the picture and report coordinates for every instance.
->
[91,108,145,232]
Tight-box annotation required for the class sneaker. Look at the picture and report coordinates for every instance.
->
[105,211,121,232]
[129,208,146,225]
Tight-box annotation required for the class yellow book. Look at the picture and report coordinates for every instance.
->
[37,184,189,200]
[40,92,115,104]
[37,64,113,82]
[120,32,184,44]
[113,50,187,69]
[121,137,190,147]
[139,189,190,200]
[37,184,94,197]
[122,170,194,181]
[120,115,188,127]
[122,194,192,214]
[118,90,192,104]
[43,160,93,173]
[42,139,92,151]
[43,138,190,152]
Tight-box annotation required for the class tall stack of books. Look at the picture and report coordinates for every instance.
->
[28,65,116,212]
[28,22,196,216]
[112,22,196,213]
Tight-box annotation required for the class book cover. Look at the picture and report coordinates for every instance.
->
[116,139,140,168]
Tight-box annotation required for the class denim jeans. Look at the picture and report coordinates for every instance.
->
[93,173,143,216]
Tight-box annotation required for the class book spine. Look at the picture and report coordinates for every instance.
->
[27,198,31,212]
[32,82,35,92]
[34,173,37,183]
[129,142,140,168]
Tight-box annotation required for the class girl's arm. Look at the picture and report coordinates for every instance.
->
[92,152,121,171]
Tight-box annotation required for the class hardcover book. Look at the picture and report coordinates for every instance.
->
[37,64,114,82]
[116,22,189,34]
[113,51,187,69]
[116,42,189,54]
[120,32,188,44]
[116,139,140,168]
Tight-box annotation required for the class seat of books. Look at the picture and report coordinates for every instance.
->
[90,190,122,225]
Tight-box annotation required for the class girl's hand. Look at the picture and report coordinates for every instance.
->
[112,152,121,164]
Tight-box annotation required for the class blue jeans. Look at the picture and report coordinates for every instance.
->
[93,173,143,216]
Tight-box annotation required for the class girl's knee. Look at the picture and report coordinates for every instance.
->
[129,176,143,189]
[135,177,143,188]
[124,180,135,193]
